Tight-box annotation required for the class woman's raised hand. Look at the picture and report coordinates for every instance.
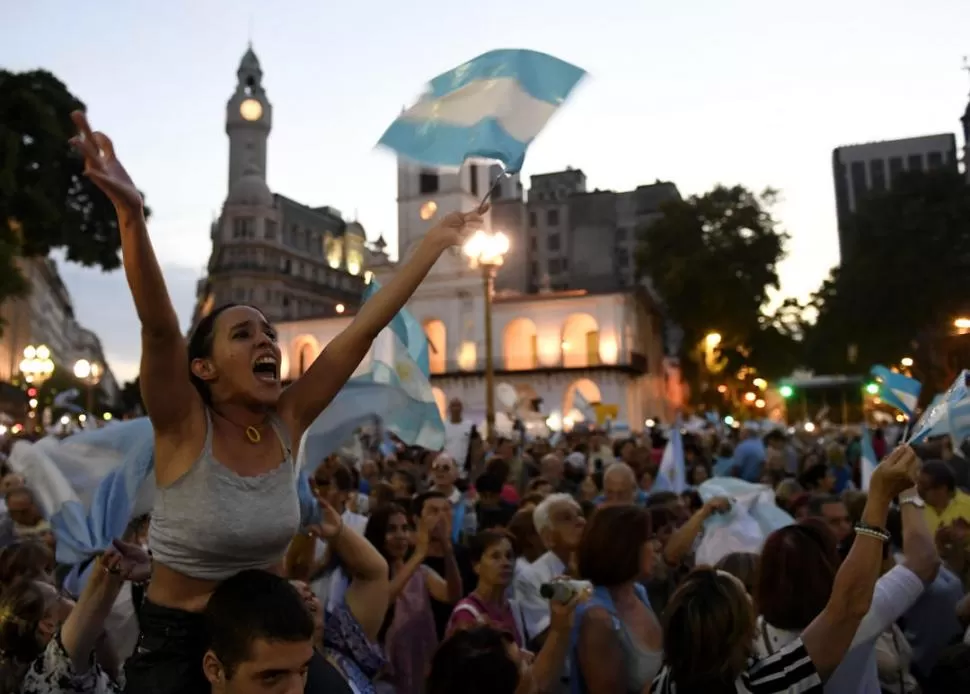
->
[425,203,489,251]
[870,444,921,498]
[69,111,144,217]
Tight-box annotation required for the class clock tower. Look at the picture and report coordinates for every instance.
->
[226,45,272,194]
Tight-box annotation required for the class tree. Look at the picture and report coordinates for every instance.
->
[0,70,149,310]
[803,169,970,393]
[635,185,792,395]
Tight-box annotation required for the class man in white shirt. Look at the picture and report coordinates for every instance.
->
[514,493,586,643]
[443,398,476,477]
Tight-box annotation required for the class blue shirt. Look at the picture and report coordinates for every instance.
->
[733,437,766,482]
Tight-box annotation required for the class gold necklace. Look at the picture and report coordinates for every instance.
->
[212,409,265,445]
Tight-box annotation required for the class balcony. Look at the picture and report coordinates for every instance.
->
[428,348,648,378]
[210,262,365,301]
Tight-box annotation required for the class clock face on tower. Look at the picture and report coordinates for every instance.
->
[239,98,263,121]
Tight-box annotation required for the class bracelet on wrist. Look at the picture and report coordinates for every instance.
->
[854,521,890,543]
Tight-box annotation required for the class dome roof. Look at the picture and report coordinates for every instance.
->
[345,221,366,238]
[228,164,273,207]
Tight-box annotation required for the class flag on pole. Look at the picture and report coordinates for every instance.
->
[860,426,877,491]
[908,370,970,449]
[657,420,687,493]
[870,365,922,418]
[378,49,586,172]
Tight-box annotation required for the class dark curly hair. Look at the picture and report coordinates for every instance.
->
[0,579,51,691]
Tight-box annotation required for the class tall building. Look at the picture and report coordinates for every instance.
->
[0,257,120,408]
[192,47,377,325]
[832,134,958,260]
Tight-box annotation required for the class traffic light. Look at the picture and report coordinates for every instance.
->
[779,385,794,399]
[26,388,37,397]
[865,382,879,395]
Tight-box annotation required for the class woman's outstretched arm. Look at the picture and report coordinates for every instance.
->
[70,113,203,457]
[278,208,485,441]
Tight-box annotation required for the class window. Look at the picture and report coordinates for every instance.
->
[889,157,904,184]
[850,161,867,200]
[927,151,943,168]
[548,233,561,252]
[233,217,255,239]
[907,154,923,172]
[616,227,627,242]
[530,261,538,278]
[547,209,559,226]
[529,211,537,227]
[264,220,277,240]
[869,159,886,193]
[616,249,629,268]
[530,235,537,251]
[419,171,439,194]
[469,164,479,196]
[549,258,561,274]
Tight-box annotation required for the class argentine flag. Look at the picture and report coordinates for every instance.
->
[656,420,687,493]
[870,365,921,418]
[378,49,586,172]
[909,370,970,450]
[860,426,878,492]
[571,389,597,423]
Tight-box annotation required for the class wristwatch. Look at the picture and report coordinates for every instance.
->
[899,491,925,509]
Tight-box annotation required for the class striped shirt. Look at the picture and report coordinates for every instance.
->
[651,637,822,693]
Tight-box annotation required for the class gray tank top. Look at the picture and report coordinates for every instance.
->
[615,619,664,692]
[148,410,301,581]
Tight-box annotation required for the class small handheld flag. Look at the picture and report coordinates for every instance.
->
[860,426,877,491]
[870,365,921,418]
[378,49,586,173]
[908,370,970,449]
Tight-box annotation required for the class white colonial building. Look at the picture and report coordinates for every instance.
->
[272,152,673,432]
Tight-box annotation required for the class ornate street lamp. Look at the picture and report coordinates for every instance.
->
[74,358,104,413]
[463,228,510,438]
[19,345,55,385]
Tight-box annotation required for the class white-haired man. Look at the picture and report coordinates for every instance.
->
[513,493,586,648]
[429,452,477,542]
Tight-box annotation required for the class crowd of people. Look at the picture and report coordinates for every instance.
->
[1,113,969,694]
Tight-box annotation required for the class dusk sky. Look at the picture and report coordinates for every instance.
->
[5,0,970,382]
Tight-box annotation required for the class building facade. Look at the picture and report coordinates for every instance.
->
[0,257,120,405]
[192,47,376,325]
[832,134,958,260]
[273,154,677,431]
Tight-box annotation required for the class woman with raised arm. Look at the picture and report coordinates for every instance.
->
[69,111,485,694]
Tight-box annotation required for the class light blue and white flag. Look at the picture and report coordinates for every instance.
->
[870,365,922,418]
[908,370,970,449]
[657,420,687,493]
[297,325,445,470]
[8,418,156,566]
[378,49,586,172]
[860,426,878,492]
[571,389,597,423]
[363,280,430,378]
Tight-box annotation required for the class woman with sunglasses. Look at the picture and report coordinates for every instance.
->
[70,111,485,694]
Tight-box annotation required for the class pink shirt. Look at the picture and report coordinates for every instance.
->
[445,593,523,647]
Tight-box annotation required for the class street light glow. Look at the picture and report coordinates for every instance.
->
[744,391,756,403]
[463,229,510,267]
[779,385,794,398]
[704,332,722,349]
[74,359,91,379]
[901,357,914,368]
[955,317,970,330]
[755,398,766,409]
[865,382,879,395]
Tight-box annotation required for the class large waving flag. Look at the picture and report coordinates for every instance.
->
[870,365,921,418]
[909,370,970,449]
[8,418,155,565]
[657,420,687,493]
[366,280,430,378]
[378,49,586,173]
[860,426,878,492]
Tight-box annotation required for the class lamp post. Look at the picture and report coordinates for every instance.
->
[73,358,103,413]
[463,228,510,440]
[19,345,54,385]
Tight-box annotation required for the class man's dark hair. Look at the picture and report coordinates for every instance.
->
[204,569,314,678]
[806,493,842,518]
[922,460,956,492]
[428,626,520,694]
[412,490,447,517]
